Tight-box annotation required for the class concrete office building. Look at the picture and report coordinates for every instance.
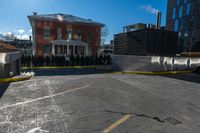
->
[166,0,200,52]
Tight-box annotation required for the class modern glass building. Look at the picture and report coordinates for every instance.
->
[166,0,200,52]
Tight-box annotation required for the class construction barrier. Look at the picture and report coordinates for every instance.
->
[113,55,200,72]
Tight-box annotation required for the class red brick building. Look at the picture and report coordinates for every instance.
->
[28,13,104,56]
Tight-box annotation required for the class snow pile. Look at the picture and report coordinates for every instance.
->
[21,71,35,77]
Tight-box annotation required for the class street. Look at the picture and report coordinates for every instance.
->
[0,70,200,133]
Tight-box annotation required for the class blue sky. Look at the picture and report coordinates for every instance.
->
[0,0,167,42]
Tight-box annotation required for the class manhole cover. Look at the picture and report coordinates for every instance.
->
[164,117,182,125]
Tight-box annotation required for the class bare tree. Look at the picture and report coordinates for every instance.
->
[1,32,15,40]
[101,26,109,45]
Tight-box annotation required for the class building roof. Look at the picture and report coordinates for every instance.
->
[0,41,18,53]
[28,13,104,27]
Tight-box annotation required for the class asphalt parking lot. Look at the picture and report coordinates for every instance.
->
[0,69,200,133]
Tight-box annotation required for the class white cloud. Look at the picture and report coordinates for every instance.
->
[28,29,32,33]
[142,5,159,15]
[0,32,15,40]
[17,29,25,34]
[3,32,12,36]
[16,34,30,40]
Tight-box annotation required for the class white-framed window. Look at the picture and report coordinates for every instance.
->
[87,31,93,42]
[43,26,50,39]
[77,30,82,40]
[43,44,49,55]
[57,28,62,40]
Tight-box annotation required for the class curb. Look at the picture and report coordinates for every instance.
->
[21,66,192,75]
[0,76,31,83]
[22,66,96,69]
[110,70,193,75]
[22,66,113,71]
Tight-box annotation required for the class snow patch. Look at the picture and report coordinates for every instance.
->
[26,127,49,133]
[21,71,35,77]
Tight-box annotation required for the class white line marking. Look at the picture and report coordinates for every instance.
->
[0,85,90,110]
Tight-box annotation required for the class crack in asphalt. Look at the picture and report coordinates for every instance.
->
[134,113,165,123]
[104,110,182,125]
[104,110,129,115]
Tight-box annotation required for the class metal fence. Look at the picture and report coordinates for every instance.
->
[21,55,111,67]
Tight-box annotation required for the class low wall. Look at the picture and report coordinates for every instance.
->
[112,55,200,72]
[0,52,21,78]
[0,52,21,64]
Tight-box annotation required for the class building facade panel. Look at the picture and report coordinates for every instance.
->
[114,29,178,56]
[166,0,200,52]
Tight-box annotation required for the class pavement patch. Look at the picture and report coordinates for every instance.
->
[111,70,192,75]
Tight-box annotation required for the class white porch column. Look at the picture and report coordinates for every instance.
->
[52,44,55,55]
